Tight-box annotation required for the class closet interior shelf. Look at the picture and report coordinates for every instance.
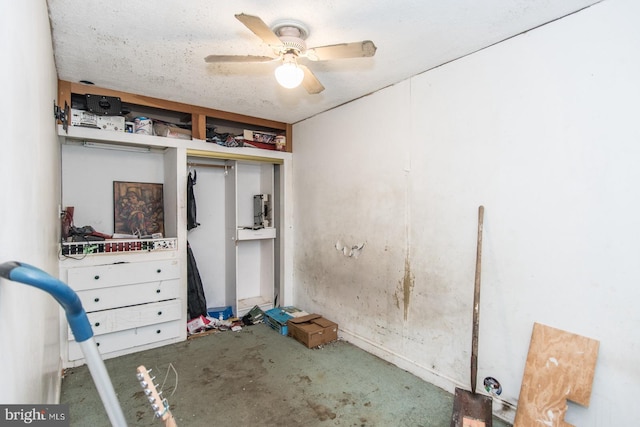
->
[187,162,227,169]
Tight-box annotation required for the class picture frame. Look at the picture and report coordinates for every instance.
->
[113,181,164,237]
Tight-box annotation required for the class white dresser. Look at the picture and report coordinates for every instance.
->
[59,251,185,367]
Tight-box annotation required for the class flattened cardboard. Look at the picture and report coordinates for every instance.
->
[288,314,321,324]
[313,317,336,329]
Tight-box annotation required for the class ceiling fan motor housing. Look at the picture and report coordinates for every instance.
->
[272,21,309,55]
[278,35,306,55]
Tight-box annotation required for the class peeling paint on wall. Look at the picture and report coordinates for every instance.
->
[335,240,366,258]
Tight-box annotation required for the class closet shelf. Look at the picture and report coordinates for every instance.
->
[237,227,276,240]
[58,125,292,163]
[58,124,182,149]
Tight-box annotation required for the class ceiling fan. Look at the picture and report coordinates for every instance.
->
[204,13,377,94]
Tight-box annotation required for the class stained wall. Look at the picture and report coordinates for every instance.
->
[292,0,640,424]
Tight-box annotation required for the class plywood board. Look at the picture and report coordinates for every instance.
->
[514,323,599,427]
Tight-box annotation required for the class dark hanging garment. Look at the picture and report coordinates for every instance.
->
[186,171,206,319]
[187,170,200,230]
[186,241,208,319]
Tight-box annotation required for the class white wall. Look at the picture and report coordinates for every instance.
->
[61,145,166,232]
[0,2,62,403]
[292,0,639,425]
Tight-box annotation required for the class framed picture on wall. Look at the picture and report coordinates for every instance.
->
[113,181,164,237]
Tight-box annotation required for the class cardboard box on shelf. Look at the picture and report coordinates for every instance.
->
[243,129,277,144]
[287,314,338,348]
[244,140,277,151]
[153,122,192,140]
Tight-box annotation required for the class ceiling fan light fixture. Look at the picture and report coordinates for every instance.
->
[274,54,304,89]
[205,14,375,95]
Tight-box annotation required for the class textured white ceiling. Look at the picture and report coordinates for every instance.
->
[47,0,600,124]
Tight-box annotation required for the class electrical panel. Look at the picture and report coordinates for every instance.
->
[253,194,272,228]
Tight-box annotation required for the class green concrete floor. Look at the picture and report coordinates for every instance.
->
[60,323,511,426]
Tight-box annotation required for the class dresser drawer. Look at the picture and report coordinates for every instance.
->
[69,300,182,339]
[67,259,180,291]
[68,320,182,361]
[76,279,180,312]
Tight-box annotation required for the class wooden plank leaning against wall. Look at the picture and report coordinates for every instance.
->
[57,80,294,152]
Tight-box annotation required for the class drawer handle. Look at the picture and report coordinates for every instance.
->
[156,289,161,294]
[96,342,100,347]
[94,297,100,303]
[156,329,161,334]
[158,311,163,316]
[94,322,100,327]
[94,275,100,280]
[157,269,162,273]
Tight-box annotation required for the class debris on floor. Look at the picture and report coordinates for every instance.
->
[263,306,339,348]
[187,305,269,339]
[186,305,339,349]
[242,305,266,325]
[207,305,234,320]
[187,315,212,335]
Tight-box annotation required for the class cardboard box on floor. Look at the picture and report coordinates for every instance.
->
[287,314,338,348]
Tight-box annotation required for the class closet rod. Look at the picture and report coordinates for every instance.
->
[187,162,227,169]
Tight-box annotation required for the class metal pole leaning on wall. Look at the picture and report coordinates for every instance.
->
[0,261,127,427]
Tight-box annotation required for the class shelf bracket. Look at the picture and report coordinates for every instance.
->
[54,100,70,133]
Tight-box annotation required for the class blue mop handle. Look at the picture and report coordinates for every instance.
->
[0,261,93,342]
[1,261,128,426]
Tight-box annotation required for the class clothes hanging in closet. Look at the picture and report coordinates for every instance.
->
[186,170,207,319]
[186,241,208,320]
[187,170,200,230]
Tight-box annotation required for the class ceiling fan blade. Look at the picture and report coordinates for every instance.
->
[235,13,283,47]
[205,55,275,63]
[306,40,377,61]
[300,65,325,94]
